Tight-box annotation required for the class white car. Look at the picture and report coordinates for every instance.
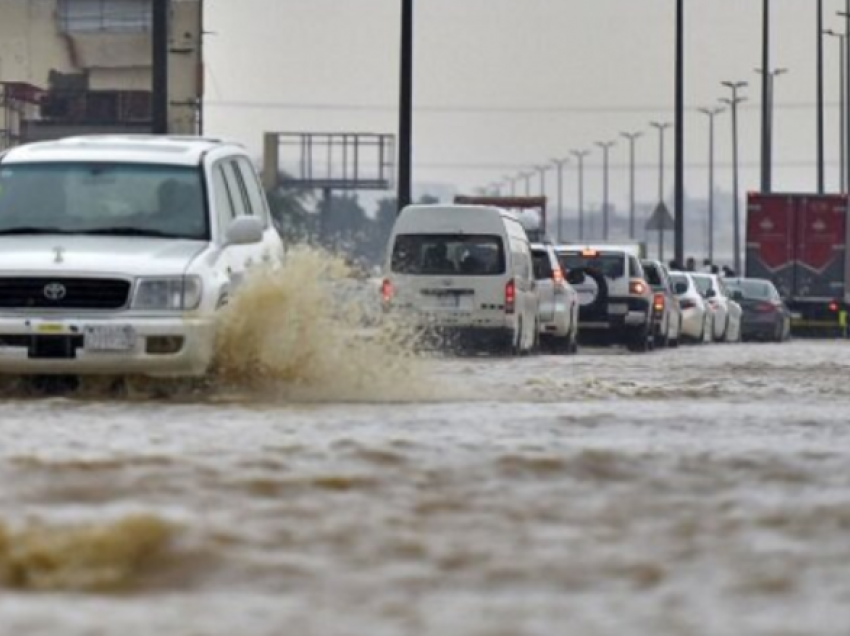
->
[531,243,579,354]
[670,271,712,343]
[690,272,743,342]
[0,135,284,377]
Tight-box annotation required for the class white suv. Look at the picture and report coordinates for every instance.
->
[0,135,284,377]
[556,245,656,351]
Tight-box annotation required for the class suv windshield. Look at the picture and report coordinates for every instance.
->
[391,234,506,275]
[559,252,625,280]
[0,162,208,240]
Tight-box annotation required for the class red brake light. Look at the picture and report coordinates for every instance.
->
[629,280,647,295]
[829,301,840,312]
[755,302,775,313]
[505,279,516,314]
[552,266,564,284]
[653,292,665,312]
[381,278,394,304]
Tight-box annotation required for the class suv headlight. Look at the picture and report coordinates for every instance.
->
[132,276,202,310]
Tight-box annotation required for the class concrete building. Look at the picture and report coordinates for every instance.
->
[0,0,203,149]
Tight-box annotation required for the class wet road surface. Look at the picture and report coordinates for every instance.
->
[1,341,849,636]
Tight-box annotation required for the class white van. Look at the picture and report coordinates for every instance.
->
[382,204,539,354]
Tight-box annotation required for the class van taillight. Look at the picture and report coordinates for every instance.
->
[552,267,564,284]
[381,279,394,304]
[653,292,665,312]
[505,279,516,314]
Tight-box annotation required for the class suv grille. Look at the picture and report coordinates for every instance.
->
[0,278,131,310]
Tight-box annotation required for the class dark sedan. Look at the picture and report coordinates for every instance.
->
[725,277,791,342]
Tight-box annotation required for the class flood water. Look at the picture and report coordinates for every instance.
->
[1,340,849,636]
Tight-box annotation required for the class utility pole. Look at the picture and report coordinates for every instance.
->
[818,0,825,193]
[551,158,570,242]
[595,141,616,241]
[826,29,847,192]
[674,0,685,267]
[397,0,414,213]
[698,107,724,264]
[649,122,671,204]
[841,4,850,194]
[152,0,170,135]
[620,131,643,239]
[571,150,590,241]
[761,0,770,193]
[721,80,748,275]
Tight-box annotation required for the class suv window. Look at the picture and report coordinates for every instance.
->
[220,161,249,217]
[628,256,643,279]
[532,250,554,280]
[391,234,506,275]
[560,252,625,280]
[643,262,662,286]
[235,157,270,226]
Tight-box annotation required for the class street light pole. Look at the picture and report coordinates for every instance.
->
[571,150,590,241]
[755,67,789,195]
[551,158,570,242]
[841,5,850,193]
[503,175,518,196]
[533,164,551,196]
[818,0,825,193]
[761,0,770,193]
[649,122,671,205]
[520,171,535,197]
[595,141,616,241]
[675,0,685,267]
[398,0,414,213]
[698,107,724,264]
[721,80,748,275]
[620,131,643,239]
[826,29,847,192]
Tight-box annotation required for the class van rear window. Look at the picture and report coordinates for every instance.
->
[559,253,626,280]
[391,234,505,275]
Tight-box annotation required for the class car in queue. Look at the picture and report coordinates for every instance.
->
[530,243,579,354]
[382,204,539,355]
[0,135,283,378]
[669,271,713,343]
[690,272,743,342]
[555,245,656,352]
[725,277,792,342]
[641,259,682,348]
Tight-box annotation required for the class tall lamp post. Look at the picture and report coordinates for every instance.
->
[620,131,643,239]
[520,171,535,196]
[398,0,414,213]
[595,141,616,241]
[826,29,847,192]
[649,122,672,261]
[840,5,850,194]
[698,107,724,264]
[755,67,789,194]
[674,0,685,267]
[818,0,825,193]
[533,164,552,196]
[721,80,748,275]
[760,0,771,193]
[503,174,518,196]
[551,158,570,242]
[571,150,590,241]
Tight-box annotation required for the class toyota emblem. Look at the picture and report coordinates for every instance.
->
[43,282,67,301]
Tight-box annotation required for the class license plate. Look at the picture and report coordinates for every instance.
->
[433,295,459,309]
[84,325,137,352]
[33,322,71,335]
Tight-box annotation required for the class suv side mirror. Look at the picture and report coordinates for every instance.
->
[674,281,687,295]
[731,289,744,301]
[225,216,264,246]
[566,269,586,285]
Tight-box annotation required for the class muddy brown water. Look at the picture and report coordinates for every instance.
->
[1,339,849,635]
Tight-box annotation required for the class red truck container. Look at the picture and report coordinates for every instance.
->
[746,192,849,335]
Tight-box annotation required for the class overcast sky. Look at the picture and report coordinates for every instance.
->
[203,0,846,211]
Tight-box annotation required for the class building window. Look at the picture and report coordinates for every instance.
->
[58,0,152,34]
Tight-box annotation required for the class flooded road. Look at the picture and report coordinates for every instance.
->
[1,341,849,636]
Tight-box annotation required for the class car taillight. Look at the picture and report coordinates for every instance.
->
[755,301,776,313]
[653,292,665,313]
[629,279,647,295]
[829,301,840,312]
[381,278,394,304]
[505,279,516,314]
[680,298,696,310]
[552,266,564,284]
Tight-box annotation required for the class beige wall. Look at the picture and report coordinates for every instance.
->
[0,0,202,134]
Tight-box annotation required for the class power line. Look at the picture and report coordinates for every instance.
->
[206,99,845,115]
